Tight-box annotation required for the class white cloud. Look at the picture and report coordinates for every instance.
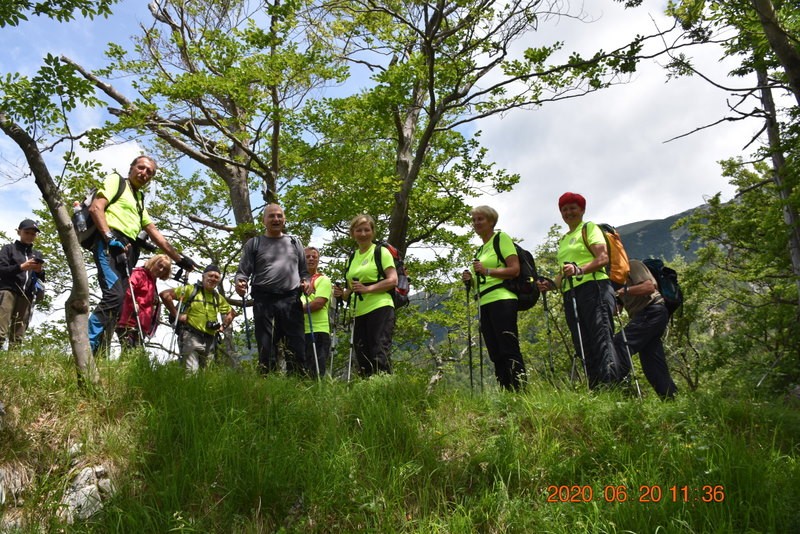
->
[0,0,768,254]
[468,1,761,245]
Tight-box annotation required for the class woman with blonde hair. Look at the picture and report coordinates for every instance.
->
[334,214,397,377]
[462,205,527,391]
[116,254,172,348]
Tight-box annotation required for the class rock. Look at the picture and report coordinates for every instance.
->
[59,484,103,524]
[0,462,32,507]
[58,464,114,524]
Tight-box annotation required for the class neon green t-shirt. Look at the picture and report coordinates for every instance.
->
[175,284,232,335]
[557,221,609,290]
[301,273,332,334]
[473,231,517,306]
[346,244,394,317]
[99,173,152,240]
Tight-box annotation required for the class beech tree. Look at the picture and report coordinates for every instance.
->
[0,56,104,385]
[0,0,115,27]
[65,0,346,245]
[667,0,800,308]
[667,0,800,384]
[304,0,677,257]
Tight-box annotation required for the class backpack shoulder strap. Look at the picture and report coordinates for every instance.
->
[109,175,127,205]
[250,236,261,273]
[344,246,357,282]
[492,232,507,266]
[180,282,202,313]
[374,241,385,281]
[581,221,597,256]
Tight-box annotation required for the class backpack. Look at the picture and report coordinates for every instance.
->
[582,222,630,288]
[72,175,143,250]
[172,282,221,332]
[345,241,410,308]
[478,233,540,311]
[642,258,684,316]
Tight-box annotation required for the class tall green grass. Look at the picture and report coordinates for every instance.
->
[1,347,799,532]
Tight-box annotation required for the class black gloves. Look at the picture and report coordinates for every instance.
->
[177,254,199,271]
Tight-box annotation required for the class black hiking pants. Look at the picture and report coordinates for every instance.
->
[563,279,621,389]
[480,298,526,391]
[352,305,394,377]
[615,302,678,399]
[252,289,306,375]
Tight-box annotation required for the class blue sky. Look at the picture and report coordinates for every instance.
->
[0,0,762,250]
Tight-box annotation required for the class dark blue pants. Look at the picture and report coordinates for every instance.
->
[253,291,306,375]
[563,279,621,388]
[615,302,678,399]
[88,236,138,353]
[480,298,526,391]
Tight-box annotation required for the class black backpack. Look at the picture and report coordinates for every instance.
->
[479,233,540,311]
[642,258,683,316]
[345,241,410,308]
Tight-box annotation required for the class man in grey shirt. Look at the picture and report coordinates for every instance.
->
[236,204,310,375]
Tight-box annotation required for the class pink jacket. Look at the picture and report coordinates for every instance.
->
[118,267,161,336]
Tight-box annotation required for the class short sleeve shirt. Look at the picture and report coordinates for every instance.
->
[619,260,663,318]
[346,244,394,317]
[301,273,332,334]
[557,221,609,290]
[99,173,152,240]
[175,284,232,335]
[473,231,517,305]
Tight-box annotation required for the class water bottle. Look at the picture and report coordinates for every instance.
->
[73,201,87,232]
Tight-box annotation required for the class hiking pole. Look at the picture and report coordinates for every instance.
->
[615,307,642,399]
[241,290,252,351]
[566,272,590,390]
[168,268,188,359]
[475,273,484,393]
[125,261,146,348]
[756,354,784,388]
[464,277,474,394]
[539,279,557,384]
[306,302,321,382]
[332,283,344,376]
[346,280,360,382]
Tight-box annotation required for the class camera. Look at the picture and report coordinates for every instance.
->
[206,320,221,331]
[33,257,44,264]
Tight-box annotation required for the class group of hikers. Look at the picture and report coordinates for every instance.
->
[463,197,677,399]
[0,155,677,398]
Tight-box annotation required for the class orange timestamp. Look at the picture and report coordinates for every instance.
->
[545,484,726,504]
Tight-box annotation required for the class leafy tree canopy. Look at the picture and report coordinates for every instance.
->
[0,0,115,27]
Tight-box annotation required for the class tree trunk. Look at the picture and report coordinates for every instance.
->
[0,113,99,386]
[752,0,800,107]
[388,84,427,256]
[756,67,800,313]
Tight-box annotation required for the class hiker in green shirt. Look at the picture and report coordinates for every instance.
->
[462,206,526,391]
[335,214,397,377]
[161,265,236,372]
[87,155,197,354]
[536,192,621,389]
[301,246,332,378]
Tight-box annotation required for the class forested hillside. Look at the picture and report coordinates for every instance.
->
[617,207,700,261]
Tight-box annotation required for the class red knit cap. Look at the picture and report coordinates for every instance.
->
[558,192,586,210]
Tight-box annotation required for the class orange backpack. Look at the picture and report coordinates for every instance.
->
[581,222,630,287]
